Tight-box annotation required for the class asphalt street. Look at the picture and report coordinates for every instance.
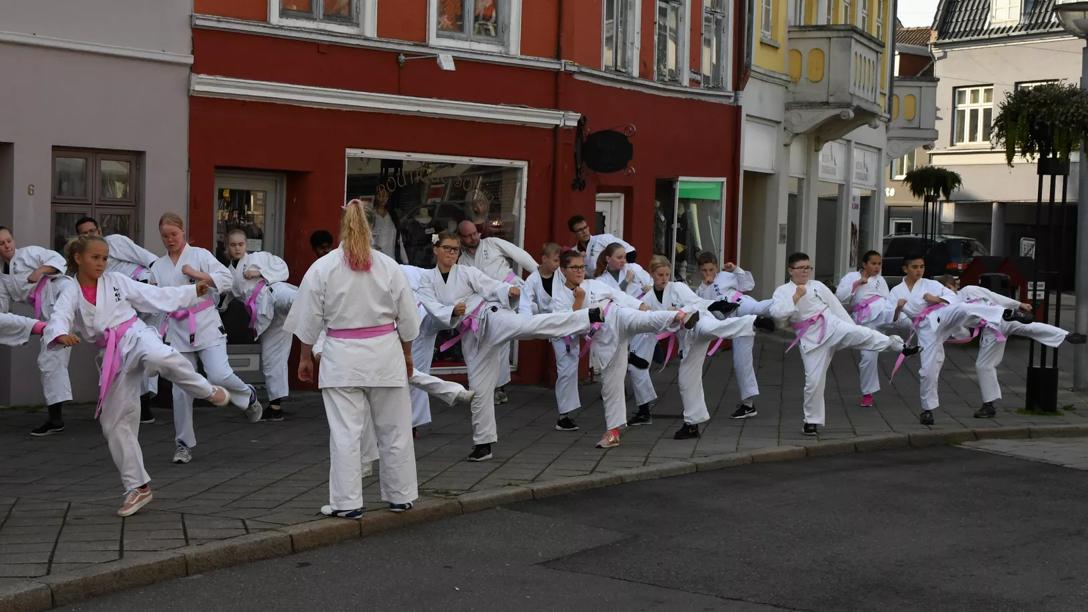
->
[61,445,1088,612]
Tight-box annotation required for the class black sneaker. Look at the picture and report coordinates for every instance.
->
[708,300,740,316]
[140,405,155,424]
[802,423,818,436]
[753,316,776,332]
[627,411,653,426]
[261,407,285,422]
[919,410,935,426]
[974,402,996,418]
[588,307,604,324]
[673,423,700,439]
[555,416,579,431]
[468,444,493,462]
[682,310,700,330]
[1003,308,1034,324]
[730,404,757,419]
[901,344,922,357]
[1067,333,1087,345]
[388,502,414,513]
[30,421,65,437]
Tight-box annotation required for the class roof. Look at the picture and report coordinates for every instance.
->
[933,0,1065,43]
[897,26,934,47]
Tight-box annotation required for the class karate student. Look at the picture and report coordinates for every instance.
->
[456,219,538,405]
[0,226,74,436]
[44,235,236,517]
[0,311,45,345]
[642,256,775,439]
[224,229,298,421]
[418,232,597,462]
[695,251,769,419]
[518,242,582,431]
[593,242,659,425]
[552,250,689,449]
[770,253,917,436]
[285,200,420,518]
[567,215,635,277]
[937,275,1086,418]
[887,254,1021,425]
[151,214,262,464]
[835,251,892,408]
[310,230,334,259]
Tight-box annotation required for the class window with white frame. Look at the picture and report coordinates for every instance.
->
[761,0,773,38]
[826,0,834,24]
[890,150,917,180]
[953,85,994,145]
[859,0,869,31]
[603,0,640,75]
[656,0,687,83]
[875,0,884,38]
[430,0,522,53]
[788,0,804,25]
[990,0,1022,26]
[701,0,729,88]
[843,0,852,25]
[272,0,375,34]
[280,0,355,23]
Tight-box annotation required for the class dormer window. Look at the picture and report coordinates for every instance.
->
[990,0,1022,26]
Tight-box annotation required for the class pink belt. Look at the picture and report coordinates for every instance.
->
[890,302,947,380]
[439,301,486,352]
[244,280,268,333]
[787,313,827,353]
[327,322,397,339]
[130,265,146,281]
[947,320,1006,345]
[504,271,518,284]
[95,316,139,419]
[655,330,678,368]
[160,298,216,345]
[851,294,883,324]
[579,301,613,357]
[28,277,49,320]
[729,290,744,302]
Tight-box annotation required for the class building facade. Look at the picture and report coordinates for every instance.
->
[0,0,192,405]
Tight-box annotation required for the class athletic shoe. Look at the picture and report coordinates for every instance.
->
[117,486,153,517]
[1067,333,1087,345]
[682,310,701,330]
[673,423,700,440]
[555,416,580,431]
[206,385,230,407]
[455,389,475,406]
[974,402,996,419]
[754,316,776,332]
[172,443,192,464]
[859,394,874,408]
[320,505,364,520]
[388,502,414,513]
[261,407,285,422]
[494,388,509,405]
[468,444,493,462]
[708,300,740,316]
[802,423,818,436]
[1003,308,1033,324]
[901,344,922,357]
[588,307,604,324]
[627,411,653,426]
[140,405,156,424]
[730,404,757,419]
[919,410,935,426]
[30,421,64,437]
[244,385,263,423]
[596,428,621,448]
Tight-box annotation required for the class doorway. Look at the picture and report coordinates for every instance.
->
[595,192,625,237]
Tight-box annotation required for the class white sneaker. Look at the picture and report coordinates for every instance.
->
[455,389,475,406]
[244,385,263,423]
[172,443,192,464]
[206,385,230,407]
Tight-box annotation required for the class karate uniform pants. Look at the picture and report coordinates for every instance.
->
[410,330,438,427]
[856,319,883,396]
[598,309,678,431]
[173,342,253,448]
[976,321,1068,404]
[102,328,216,491]
[38,337,72,406]
[915,304,1000,411]
[259,311,293,402]
[678,315,757,425]
[722,295,770,402]
[627,333,658,406]
[360,370,466,462]
[800,319,903,426]
[462,308,591,445]
[552,337,581,415]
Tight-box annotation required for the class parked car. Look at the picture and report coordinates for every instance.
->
[881,234,989,283]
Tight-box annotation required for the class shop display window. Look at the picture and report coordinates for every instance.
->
[654,178,725,289]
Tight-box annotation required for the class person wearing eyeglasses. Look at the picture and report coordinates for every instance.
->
[770,253,917,437]
[566,215,635,279]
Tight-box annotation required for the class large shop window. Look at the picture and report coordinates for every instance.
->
[654,178,725,289]
[431,0,522,53]
[51,149,141,252]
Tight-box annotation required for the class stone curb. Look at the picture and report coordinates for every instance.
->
[4,425,1086,611]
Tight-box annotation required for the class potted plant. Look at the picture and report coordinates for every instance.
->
[991,81,1088,173]
[902,166,963,202]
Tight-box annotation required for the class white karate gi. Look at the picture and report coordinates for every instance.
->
[519,269,580,415]
[771,280,905,426]
[596,263,658,407]
[229,251,298,402]
[581,234,635,280]
[104,234,162,397]
[835,271,892,396]
[284,247,420,510]
[0,311,37,346]
[418,264,592,445]
[401,264,465,427]
[552,279,678,431]
[43,273,229,491]
[2,246,73,406]
[151,245,253,447]
[696,268,771,402]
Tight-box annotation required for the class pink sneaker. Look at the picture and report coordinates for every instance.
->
[118,485,153,517]
[595,428,621,448]
[859,394,874,408]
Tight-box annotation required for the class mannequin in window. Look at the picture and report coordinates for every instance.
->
[400,204,438,267]
[369,186,407,263]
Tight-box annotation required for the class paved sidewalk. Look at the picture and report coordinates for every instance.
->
[1,332,1085,591]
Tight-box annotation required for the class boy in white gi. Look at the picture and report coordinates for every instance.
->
[151,214,262,465]
[552,250,689,449]
[937,275,1086,418]
[224,229,298,421]
[770,253,917,436]
[45,235,236,517]
[419,232,597,462]
[567,215,636,278]
[643,256,776,439]
[696,252,771,419]
[0,226,74,436]
[286,200,420,518]
[835,250,892,408]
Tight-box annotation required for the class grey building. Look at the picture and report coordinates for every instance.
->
[0,1,192,406]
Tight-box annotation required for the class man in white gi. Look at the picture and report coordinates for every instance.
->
[835,250,892,409]
[770,252,918,436]
[566,215,635,279]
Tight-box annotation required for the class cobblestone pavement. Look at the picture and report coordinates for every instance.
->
[1,332,1085,585]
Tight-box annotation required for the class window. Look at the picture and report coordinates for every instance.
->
[760,0,773,38]
[654,178,726,288]
[875,0,884,37]
[843,0,852,25]
[51,149,141,252]
[603,0,640,75]
[271,0,375,35]
[826,0,834,24]
[859,0,869,31]
[788,0,805,25]
[990,0,1022,26]
[953,86,994,145]
[890,218,913,235]
[431,0,521,52]
[280,0,355,23]
[656,0,687,83]
[1016,79,1059,91]
[701,0,729,88]
[890,150,917,180]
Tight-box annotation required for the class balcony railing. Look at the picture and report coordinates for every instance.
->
[786,25,885,115]
[887,77,939,159]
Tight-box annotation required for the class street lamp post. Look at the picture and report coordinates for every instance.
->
[1054,1,1088,390]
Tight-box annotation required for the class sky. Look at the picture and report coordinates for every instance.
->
[897,0,940,27]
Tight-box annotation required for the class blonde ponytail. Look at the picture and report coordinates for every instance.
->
[341,199,373,271]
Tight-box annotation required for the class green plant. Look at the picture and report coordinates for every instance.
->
[902,166,963,201]
[992,82,1088,166]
